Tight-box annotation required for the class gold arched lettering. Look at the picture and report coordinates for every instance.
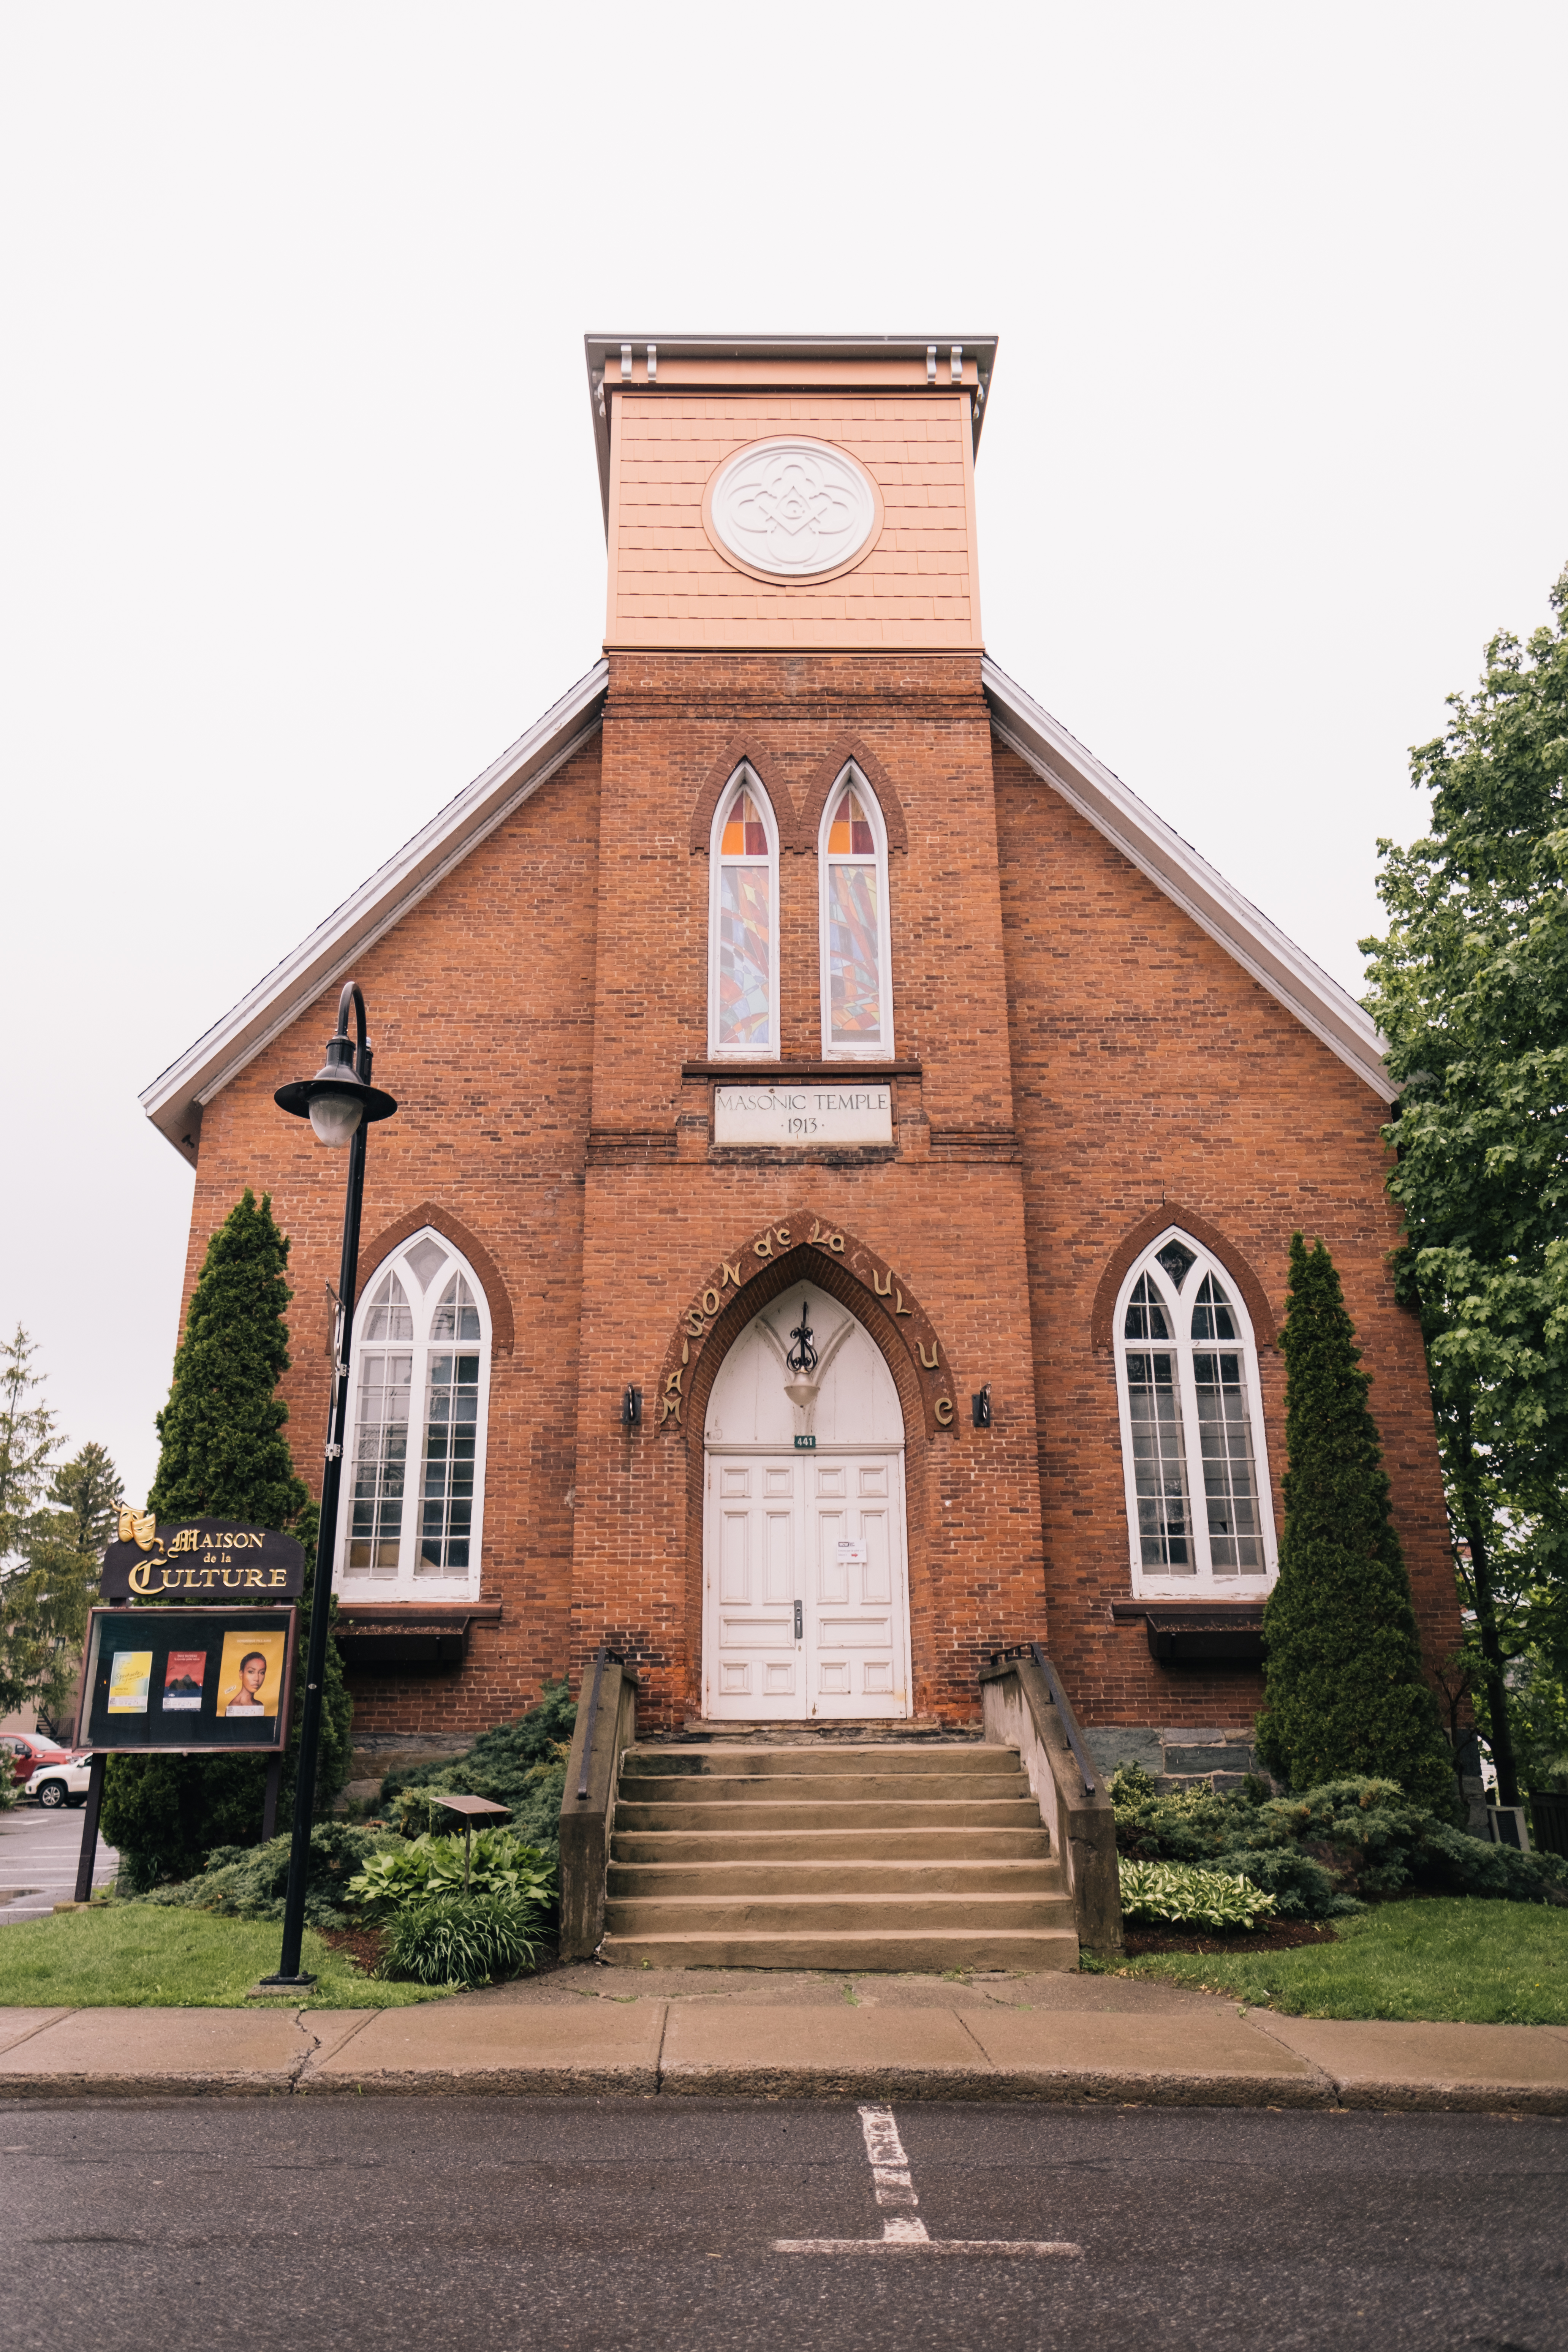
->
[934,1397,955,1427]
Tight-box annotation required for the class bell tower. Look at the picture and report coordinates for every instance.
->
[585,334,994,653]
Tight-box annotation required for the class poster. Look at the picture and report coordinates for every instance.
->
[77,1608,297,1753]
[216,1628,286,1723]
[161,1650,207,1711]
[107,1651,153,1713]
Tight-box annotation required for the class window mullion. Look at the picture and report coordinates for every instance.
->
[1174,1337,1211,1582]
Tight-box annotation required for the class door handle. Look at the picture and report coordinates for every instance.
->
[793,1600,803,1641]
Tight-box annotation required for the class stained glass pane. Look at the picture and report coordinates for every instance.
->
[720,786,767,859]
[1124,1272,1171,1341]
[1125,1352,1193,1570]
[1191,1273,1237,1342]
[827,864,881,1042]
[1194,1351,1263,1571]
[419,1351,479,1571]
[364,1273,412,1343]
[717,863,772,1046]
[431,1274,480,1343]
[347,1350,411,1574]
[1155,1239,1196,1291]
[828,786,874,857]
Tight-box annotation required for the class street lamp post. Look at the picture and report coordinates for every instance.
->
[260,980,397,1988]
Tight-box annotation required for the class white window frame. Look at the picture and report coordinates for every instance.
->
[335,1227,492,1601]
[1112,1226,1277,1598]
[818,761,894,1059]
[707,762,780,1060]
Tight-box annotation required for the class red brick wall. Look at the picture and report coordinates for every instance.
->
[572,653,1046,1728]
[992,741,1462,1730]
[177,735,604,1736]
[167,661,1461,1749]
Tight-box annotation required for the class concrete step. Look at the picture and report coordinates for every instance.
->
[614,1797,1042,1833]
[610,1826,1052,1863]
[625,1742,1008,1777]
[605,1891,1076,1935]
[597,1928,1082,1972]
[607,1857,1062,1897]
[618,1772,1030,1807]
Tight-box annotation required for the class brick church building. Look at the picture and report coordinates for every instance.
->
[142,332,1461,1779]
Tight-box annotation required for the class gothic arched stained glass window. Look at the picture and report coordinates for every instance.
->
[339,1231,492,1597]
[708,767,778,1055]
[819,765,892,1055]
[1112,1231,1277,1593]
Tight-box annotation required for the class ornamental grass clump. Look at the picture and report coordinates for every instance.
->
[379,1893,544,1988]
[1119,1859,1278,1931]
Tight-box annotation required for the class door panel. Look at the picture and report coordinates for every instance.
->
[704,1448,908,1719]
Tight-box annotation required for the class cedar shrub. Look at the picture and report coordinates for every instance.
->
[102,1191,351,1886]
[1255,1233,1459,1816]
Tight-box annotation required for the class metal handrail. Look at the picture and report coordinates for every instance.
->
[575,1644,622,1802]
[987,1641,1096,1796]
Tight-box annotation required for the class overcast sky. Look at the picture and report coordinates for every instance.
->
[4,3,1565,1507]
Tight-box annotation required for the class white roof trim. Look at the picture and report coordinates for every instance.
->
[140,661,609,1163]
[982,657,1391,1101]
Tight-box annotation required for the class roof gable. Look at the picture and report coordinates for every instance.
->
[141,653,1389,1162]
[983,659,1389,1101]
[139,663,607,1163]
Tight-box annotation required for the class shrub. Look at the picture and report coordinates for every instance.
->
[1119,1860,1278,1930]
[1110,1764,1568,1917]
[346,1830,556,1921]
[139,1822,391,1928]
[378,1680,576,1854]
[379,1892,544,1987]
[1256,1234,1459,1815]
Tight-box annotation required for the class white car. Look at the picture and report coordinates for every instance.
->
[23,1755,93,1809]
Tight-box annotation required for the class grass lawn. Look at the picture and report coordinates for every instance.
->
[1109,1897,1568,2024]
[0,1903,453,2010]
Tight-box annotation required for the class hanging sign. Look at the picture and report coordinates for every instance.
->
[99,1509,305,1602]
[75,1606,299,1754]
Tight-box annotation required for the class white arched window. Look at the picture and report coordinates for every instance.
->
[818,763,892,1057]
[1113,1229,1276,1596]
[708,765,779,1058]
[337,1227,492,1598]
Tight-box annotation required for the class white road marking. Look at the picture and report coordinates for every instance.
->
[772,2103,1082,2259]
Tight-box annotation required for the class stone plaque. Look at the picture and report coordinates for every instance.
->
[714,1083,893,1147]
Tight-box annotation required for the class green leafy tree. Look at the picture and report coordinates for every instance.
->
[6,1443,121,1737]
[1361,565,1568,1804]
[1256,1234,1459,1815]
[102,1192,351,1886]
[0,1326,61,1720]
[0,1327,56,1571]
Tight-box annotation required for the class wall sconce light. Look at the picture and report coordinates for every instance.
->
[622,1385,642,1429]
[971,1384,992,1429]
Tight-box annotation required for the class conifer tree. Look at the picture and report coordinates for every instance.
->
[1256,1233,1459,1815]
[147,1189,308,1528]
[102,1191,351,1885]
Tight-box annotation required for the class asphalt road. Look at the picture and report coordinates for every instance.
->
[0,1800,118,1923]
[2,2096,1563,2351]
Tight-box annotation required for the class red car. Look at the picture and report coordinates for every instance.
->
[3,1734,81,1787]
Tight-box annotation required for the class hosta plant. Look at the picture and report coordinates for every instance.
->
[346,1830,556,1919]
[1119,1859,1278,1930]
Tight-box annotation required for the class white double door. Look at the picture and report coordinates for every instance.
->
[703,1448,910,1720]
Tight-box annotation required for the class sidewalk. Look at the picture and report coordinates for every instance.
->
[3,1962,1566,2110]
